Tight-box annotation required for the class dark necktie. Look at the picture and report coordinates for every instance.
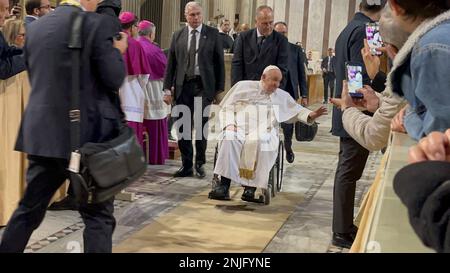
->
[187,29,198,79]
[257,36,265,52]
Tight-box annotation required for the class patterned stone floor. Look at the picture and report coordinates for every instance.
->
[0,104,381,253]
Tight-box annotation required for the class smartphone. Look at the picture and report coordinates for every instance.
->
[10,0,22,19]
[366,23,383,56]
[346,64,364,99]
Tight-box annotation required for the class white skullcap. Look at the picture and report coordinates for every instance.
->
[262,65,281,75]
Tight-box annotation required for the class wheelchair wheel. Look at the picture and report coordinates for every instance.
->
[263,179,273,205]
[213,144,218,168]
[269,164,276,198]
[276,141,284,193]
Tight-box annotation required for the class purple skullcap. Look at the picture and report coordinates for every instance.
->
[138,20,154,31]
[119,11,136,24]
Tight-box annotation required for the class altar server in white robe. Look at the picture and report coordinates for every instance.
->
[209,66,327,202]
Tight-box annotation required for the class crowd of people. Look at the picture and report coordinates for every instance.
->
[0,0,449,253]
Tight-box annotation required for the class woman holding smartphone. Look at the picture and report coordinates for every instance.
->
[337,0,450,145]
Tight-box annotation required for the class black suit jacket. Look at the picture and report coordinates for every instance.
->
[332,12,374,138]
[286,43,308,100]
[321,56,336,77]
[231,29,289,89]
[15,5,126,159]
[163,25,225,101]
[0,33,26,80]
[219,32,234,50]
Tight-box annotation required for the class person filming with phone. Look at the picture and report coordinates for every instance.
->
[330,0,387,249]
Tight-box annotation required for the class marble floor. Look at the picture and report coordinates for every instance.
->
[0,104,382,253]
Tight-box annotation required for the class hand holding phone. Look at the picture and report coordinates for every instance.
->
[10,3,22,19]
[346,64,364,99]
[366,23,383,56]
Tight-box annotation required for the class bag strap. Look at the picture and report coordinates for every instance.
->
[68,11,84,152]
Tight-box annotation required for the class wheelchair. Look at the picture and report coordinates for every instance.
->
[212,140,285,205]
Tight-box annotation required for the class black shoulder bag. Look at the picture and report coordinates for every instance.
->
[295,121,319,142]
[68,12,147,204]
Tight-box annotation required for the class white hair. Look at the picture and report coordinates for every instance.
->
[263,65,281,75]
[185,1,202,13]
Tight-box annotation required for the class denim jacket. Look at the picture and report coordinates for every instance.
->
[392,16,450,140]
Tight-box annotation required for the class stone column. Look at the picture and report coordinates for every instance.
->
[161,0,181,49]
[213,0,236,22]
[240,0,255,26]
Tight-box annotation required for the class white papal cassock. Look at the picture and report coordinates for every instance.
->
[214,81,313,189]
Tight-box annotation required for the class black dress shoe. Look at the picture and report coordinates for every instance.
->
[195,165,206,179]
[208,187,231,201]
[332,232,356,249]
[208,176,231,201]
[47,196,79,211]
[241,187,257,202]
[174,166,194,178]
[286,151,295,163]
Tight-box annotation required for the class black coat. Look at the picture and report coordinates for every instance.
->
[231,29,289,89]
[332,12,374,138]
[394,161,450,253]
[219,32,234,50]
[163,25,225,101]
[15,5,126,159]
[321,56,336,77]
[96,0,122,34]
[0,33,26,80]
[286,43,308,100]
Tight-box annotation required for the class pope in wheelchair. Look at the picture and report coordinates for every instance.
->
[209,66,327,203]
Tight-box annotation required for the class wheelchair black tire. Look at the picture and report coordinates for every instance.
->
[277,141,284,193]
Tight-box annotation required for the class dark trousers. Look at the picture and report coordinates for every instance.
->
[176,77,212,169]
[333,137,369,234]
[281,123,294,152]
[0,155,116,253]
[323,73,335,102]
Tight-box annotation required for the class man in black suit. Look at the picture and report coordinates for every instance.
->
[0,0,128,253]
[0,0,25,79]
[231,5,288,201]
[321,48,336,103]
[163,1,225,179]
[219,18,234,52]
[47,0,124,212]
[274,21,308,164]
[331,0,386,249]
[231,5,289,89]
[24,0,51,27]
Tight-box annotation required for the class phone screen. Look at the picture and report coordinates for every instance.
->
[346,65,363,98]
[366,23,383,56]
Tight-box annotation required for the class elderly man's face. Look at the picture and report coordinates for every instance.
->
[221,21,231,33]
[274,23,288,37]
[185,5,203,29]
[0,0,9,27]
[261,69,282,94]
[80,0,100,12]
[255,9,274,37]
[38,0,51,17]
[240,24,250,32]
